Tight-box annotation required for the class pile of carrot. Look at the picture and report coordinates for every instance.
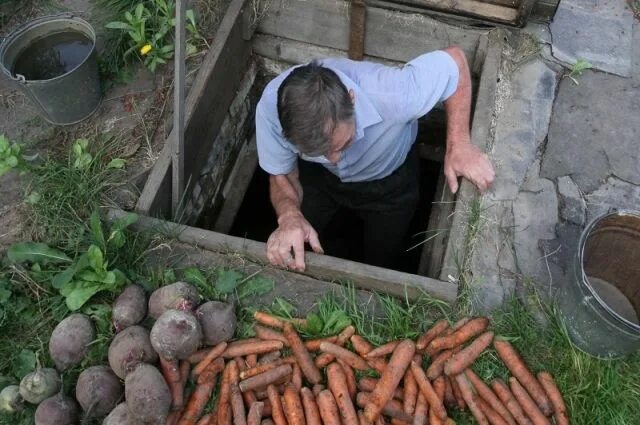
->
[164,311,569,425]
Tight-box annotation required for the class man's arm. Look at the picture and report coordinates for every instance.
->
[441,46,495,193]
[267,169,323,271]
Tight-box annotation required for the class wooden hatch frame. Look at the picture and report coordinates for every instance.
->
[134,0,508,304]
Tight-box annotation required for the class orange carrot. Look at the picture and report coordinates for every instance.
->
[291,363,302,391]
[403,369,418,416]
[320,341,370,370]
[246,354,258,367]
[253,325,289,345]
[491,379,531,425]
[230,382,247,425]
[282,384,305,425]
[243,390,258,412]
[283,322,323,384]
[416,319,449,351]
[167,410,182,425]
[337,358,357,401]
[266,385,287,425]
[300,387,322,425]
[429,376,446,425]
[426,347,459,380]
[192,342,229,379]
[443,376,456,409]
[363,340,416,422]
[239,364,292,393]
[509,378,550,425]
[179,360,222,425]
[195,412,212,425]
[312,384,325,396]
[444,331,494,376]
[160,357,184,409]
[357,392,414,423]
[537,372,568,425]
[465,369,515,425]
[455,373,488,425]
[413,392,428,425]
[450,375,466,410]
[316,390,342,425]
[350,335,375,355]
[247,401,264,425]
[217,361,235,425]
[327,362,359,424]
[240,360,284,380]
[358,410,371,425]
[477,397,510,425]
[358,377,404,400]
[253,312,287,329]
[427,317,489,353]
[410,361,447,421]
[258,351,282,364]
[315,325,356,368]
[494,339,552,416]
[253,311,306,329]
[189,349,212,364]
[223,341,284,358]
[304,336,338,351]
[366,340,401,358]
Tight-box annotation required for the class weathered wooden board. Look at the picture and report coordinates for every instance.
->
[108,209,458,303]
[136,0,251,216]
[438,30,503,282]
[394,0,518,23]
[257,0,486,64]
[213,135,259,233]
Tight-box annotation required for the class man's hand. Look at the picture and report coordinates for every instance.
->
[266,211,324,271]
[444,141,495,193]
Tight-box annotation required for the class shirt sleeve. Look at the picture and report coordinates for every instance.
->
[366,50,460,122]
[255,98,298,176]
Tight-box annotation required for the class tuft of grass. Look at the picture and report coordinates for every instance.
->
[25,139,125,250]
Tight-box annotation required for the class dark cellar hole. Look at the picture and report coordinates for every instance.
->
[228,144,443,274]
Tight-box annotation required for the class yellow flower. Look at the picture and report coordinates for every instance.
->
[140,44,152,55]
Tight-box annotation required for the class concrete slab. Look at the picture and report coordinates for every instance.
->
[489,59,557,201]
[634,20,640,81]
[550,0,634,77]
[585,177,640,223]
[541,71,640,192]
[557,176,586,225]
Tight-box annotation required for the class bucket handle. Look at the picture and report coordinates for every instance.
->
[0,12,76,83]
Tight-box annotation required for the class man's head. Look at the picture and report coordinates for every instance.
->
[277,61,356,162]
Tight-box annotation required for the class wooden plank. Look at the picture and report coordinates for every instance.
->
[531,0,558,22]
[213,135,259,233]
[257,0,485,64]
[135,0,251,217]
[418,169,456,277]
[136,145,172,216]
[107,208,458,303]
[438,30,503,282]
[393,0,518,23]
[515,0,537,27]
[172,0,187,216]
[349,0,367,60]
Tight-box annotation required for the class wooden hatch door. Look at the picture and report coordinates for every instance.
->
[368,0,557,27]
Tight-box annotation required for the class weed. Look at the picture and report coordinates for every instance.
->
[564,59,593,85]
[0,135,30,177]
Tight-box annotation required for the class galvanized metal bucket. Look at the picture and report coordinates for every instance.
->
[558,210,640,358]
[0,14,101,125]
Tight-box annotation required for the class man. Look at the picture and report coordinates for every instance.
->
[255,47,495,271]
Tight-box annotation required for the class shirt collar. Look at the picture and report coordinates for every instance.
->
[330,68,382,140]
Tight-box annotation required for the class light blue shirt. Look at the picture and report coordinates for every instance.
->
[255,51,459,182]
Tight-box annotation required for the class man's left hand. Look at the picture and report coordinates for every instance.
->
[444,141,495,194]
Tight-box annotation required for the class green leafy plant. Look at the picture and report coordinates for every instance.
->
[564,59,592,85]
[72,139,125,171]
[0,134,29,177]
[105,0,204,72]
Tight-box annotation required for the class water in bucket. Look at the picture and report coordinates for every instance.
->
[12,31,92,81]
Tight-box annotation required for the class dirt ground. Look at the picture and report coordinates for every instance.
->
[0,0,227,252]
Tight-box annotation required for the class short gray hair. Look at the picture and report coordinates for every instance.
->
[277,61,354,156]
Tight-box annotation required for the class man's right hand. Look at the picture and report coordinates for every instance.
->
[266,211,324,272]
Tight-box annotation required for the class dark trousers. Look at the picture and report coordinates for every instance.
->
[299,150,419,269]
